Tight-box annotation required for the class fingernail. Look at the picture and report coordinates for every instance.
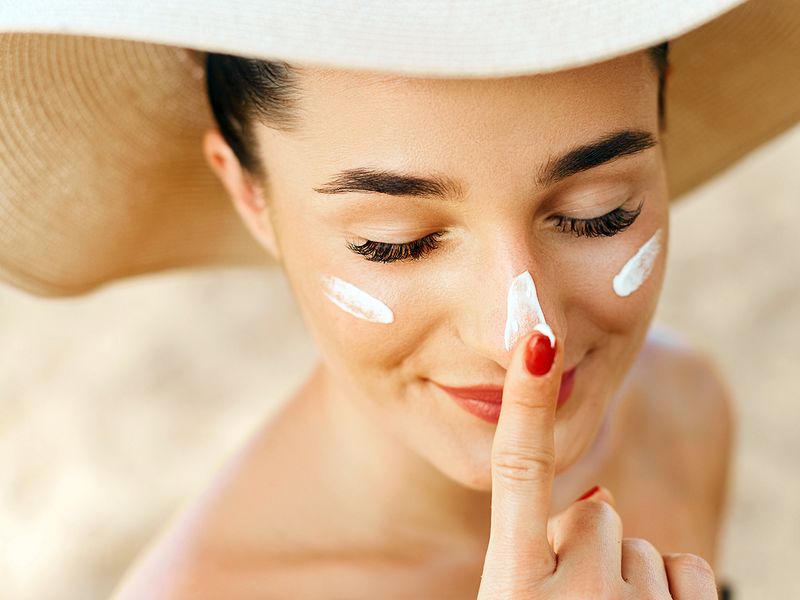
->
[575,485,600,502]
[524,332,556,376]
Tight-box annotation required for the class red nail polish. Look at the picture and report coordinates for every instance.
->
[524,332,556,376]
[575,485,600,501]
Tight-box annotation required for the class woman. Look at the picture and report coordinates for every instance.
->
[106,44,732,599]
[1,1,797,598]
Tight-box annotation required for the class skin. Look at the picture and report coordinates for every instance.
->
[112,49,734,598]
[224,49,668,498]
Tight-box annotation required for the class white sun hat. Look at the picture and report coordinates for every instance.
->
[0,0,798,296]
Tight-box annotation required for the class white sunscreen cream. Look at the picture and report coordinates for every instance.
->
[321,275,394,324]
[504,270,555,352]
[612,229,663,297]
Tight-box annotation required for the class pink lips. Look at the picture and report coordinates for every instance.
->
[436,367,578,424]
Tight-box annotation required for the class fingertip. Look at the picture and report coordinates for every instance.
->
[524,330,557,377]
[533,323,556,348]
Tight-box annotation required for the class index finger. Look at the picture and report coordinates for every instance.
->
[485,326,564,577]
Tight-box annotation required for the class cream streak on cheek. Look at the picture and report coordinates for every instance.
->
[321,275,394,324]
[612,228,663,297]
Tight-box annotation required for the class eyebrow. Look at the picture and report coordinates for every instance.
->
[312,128,658,200]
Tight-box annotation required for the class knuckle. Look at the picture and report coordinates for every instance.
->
[664,552,715,581]
[491,449,554,483]
[568,496,622,529]
[622,537,661,559]
[507,390,551,411]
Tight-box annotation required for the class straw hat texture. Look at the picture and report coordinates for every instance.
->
[0,0,798,296]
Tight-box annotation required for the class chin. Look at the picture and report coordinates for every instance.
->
[424,428,593,495]
[449,462,495,493]
[421,432,496,492]
[434,437,593,494]
[404,359,615,494]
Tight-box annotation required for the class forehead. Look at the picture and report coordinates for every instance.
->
[258,51,658,181]
[294,51,653,130]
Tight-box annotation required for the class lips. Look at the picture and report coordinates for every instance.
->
[438,384,504,404]
[436,366,578,424]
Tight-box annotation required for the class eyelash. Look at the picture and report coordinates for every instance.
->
[347,231,445,263]
[347,200,643,263]
[552,200,644,237]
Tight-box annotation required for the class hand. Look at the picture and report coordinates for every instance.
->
[477,329,718,599]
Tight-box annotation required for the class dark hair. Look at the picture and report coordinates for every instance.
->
[649,41,670,129]
[204,56,303,183]
[205,42,670,183]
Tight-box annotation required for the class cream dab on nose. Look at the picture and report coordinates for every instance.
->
[504,270,554,352]
[321,275,394,324]
[612,229,663,297]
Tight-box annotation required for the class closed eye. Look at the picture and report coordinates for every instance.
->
[551,199,643,237]
[346,231,444,263]
[347,200,643,263]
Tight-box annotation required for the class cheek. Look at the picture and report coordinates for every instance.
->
[290,262,443,385]
[558,227,667,338]
[270,204,447,389]
[612,229,664,298]
[320,275,394,324]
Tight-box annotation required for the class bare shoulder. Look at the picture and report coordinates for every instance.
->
[108,430,269,599]
[108,461,283,599]
[108,491,286,600]
[109,393,332,600]
[108,499,215,600]
[629,325,737,447]
[610,325,737,562]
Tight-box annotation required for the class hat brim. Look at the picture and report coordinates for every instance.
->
[1,0,798,296]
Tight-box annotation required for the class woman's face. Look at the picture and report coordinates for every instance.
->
[222,50,668,491]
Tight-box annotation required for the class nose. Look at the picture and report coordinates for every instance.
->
[457,237,557,370]
[504,270,554,351]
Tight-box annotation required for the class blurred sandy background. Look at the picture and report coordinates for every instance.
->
[2,122,799,599]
